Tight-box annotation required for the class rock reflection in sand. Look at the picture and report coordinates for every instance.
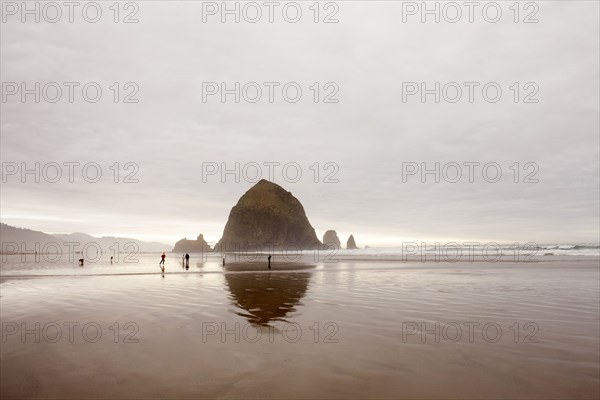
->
[224,265,313,325]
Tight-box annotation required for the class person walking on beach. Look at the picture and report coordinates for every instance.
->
[110,256,113,264]
[159,252,166,272]
[222,255,226,267]
[268,254,272,270]
[185,253,190,268]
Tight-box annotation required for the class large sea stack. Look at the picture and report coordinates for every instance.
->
[322,230,341,249]
[216,180,322,251]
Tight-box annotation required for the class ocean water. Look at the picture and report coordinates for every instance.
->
[1,254,599,399]
[1,242,598,277]
[332,243,600,257]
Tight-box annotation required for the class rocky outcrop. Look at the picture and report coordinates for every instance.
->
[216,180,322,251]
[322,230,341,249]
[173,234,211,253]
[346,234,359,249]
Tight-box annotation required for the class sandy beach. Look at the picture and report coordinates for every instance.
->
[1,253,598,399]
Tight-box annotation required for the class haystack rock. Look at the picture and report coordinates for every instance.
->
[346,234,359,249]
[216,180,322,251]
[173,234,211,253]
[322,230,341,249]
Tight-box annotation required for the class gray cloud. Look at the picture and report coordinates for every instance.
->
[1,1,598,245]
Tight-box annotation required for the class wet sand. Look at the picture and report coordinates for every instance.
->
[1,254,599,399]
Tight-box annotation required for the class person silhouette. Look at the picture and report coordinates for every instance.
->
[110,256,113,264]
[78,258,84,266]
[268,254,272,270]
[222,256,226,267]
[185,253,190,268]
[159,252,166,272]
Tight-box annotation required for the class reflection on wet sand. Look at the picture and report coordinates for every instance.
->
[225,269,313,325]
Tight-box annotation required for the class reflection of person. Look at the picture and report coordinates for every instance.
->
[159,252,166,272]
[268,254,272,270]
[185,253,190,268]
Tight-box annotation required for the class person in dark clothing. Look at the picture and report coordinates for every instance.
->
[159,252,166,272]
[268,254,272,270]
[185,253,190,268]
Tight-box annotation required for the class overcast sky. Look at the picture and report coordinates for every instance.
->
[1,1,598,246]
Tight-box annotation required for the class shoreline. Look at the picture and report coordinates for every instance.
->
[2,256,598,282]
